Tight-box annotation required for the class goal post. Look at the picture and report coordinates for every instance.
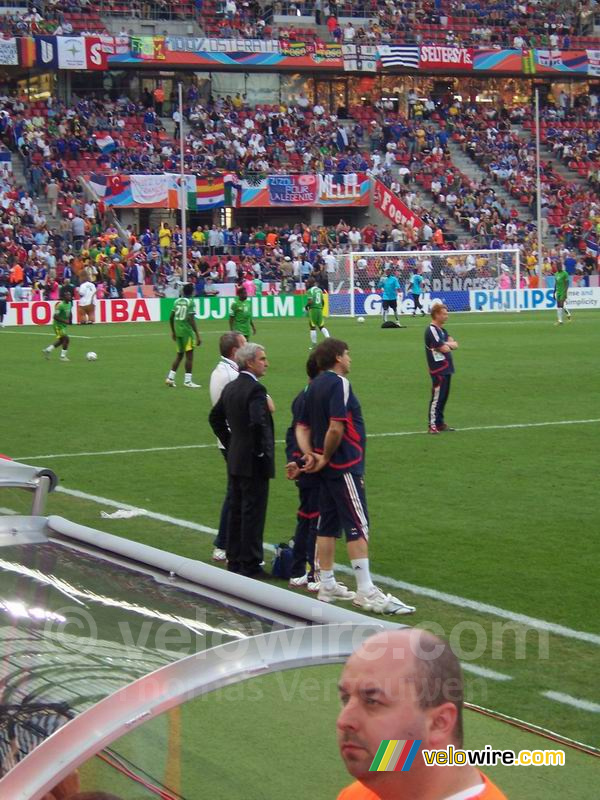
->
[328,249,521,317]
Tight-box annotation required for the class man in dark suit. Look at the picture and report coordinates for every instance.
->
[209,343,274,579]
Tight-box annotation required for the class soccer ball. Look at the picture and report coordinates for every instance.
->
[357,316,365,324]
[86,352,98,361]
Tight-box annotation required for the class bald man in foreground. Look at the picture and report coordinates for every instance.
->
[336,629,507,800]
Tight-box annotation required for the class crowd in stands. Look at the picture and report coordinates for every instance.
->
[1,85,599,313]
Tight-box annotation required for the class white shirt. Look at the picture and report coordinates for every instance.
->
[78,281,96,306]
[209,356,239,406]
[209,356,239,449]
[225,259,237,278]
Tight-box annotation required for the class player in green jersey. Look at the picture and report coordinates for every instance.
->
[553,266,571,326]
[229,287,256,339]
[165,283,202,388]
[43,291,73,361]
[305,277,330,348]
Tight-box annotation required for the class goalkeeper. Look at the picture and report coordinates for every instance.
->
[305,277,330,348]
[378,265,401,323]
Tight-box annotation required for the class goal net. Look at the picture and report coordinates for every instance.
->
[327,249,521,317]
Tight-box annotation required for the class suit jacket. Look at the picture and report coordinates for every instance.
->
[209,372,275,479]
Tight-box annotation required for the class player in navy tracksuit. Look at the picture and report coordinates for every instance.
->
[425,303,458,434]
[285,354,320,589]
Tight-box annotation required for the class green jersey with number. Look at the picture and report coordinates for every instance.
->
[555,270,569,298]
[306,286,324,310]
[172,297,195,337]
[230,298,252,336]
[54,300,72,325]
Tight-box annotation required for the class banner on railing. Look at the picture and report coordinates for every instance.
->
[373,179,424,229]
[0,37,18,65]
[18,35,600,75]
[240,173,370,207]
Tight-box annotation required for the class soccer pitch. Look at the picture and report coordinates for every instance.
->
[2,310,600,758]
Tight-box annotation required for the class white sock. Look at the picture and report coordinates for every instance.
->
[557,308,564,323]
[320,569,335,589]
[44,345,53,353]
[351,558,374,593]
[168,370,176,380]
[321,327,330,338]
[383,311,387,322]
[564,306,570,318]
[184,372,192,384]
[310,329,317,344]
[60,349,68,358]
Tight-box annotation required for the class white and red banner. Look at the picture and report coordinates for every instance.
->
[373,179,424,229]
[85,37,108,70]
[3,298,160,327]
[419,46,473,70]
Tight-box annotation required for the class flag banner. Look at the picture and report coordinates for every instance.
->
[342,44,378,72]
[0,151,12,171]
[96,134,116,154]
[167,173,197,210]
[587,49,600,75]
[241,173,370,207]
[130,174,169,206]
[57,37,88,69]
[166,37,280,54]
[268,175,318,204]
[373,179,424,229]
[378,45,420,69]
[85,36,107,69]
[0,37,19,65]
[224,173,242,207]
[89,173,107,198]
[195,176,225,210]
[35,36,58,69]
[419,46,473,70]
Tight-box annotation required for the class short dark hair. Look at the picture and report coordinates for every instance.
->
[306,352,319,380]
[219,331,243,358]
[182,283,194,297]
[413,631,464,746]
[314,338,348,371]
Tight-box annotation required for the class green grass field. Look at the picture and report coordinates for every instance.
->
[2,309,600,792]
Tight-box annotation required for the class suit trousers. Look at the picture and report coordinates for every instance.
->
[227,475,269,576]
[214,450,231,550]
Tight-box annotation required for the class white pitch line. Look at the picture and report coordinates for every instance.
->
[542,691,600,713]
[1,331,92,339]
[54,485,600,647]
[0,507,18,515]
[461,664,512,682]
[16,417,600,461]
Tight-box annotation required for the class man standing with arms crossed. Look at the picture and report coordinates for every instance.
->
[426,302,458,434]
[209,331,246,562]
[296,338,415,615]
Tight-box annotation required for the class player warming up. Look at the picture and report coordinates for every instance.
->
[378,265,401,324]
[165,283,202,388]
[426,302,458,434]
[553,264,571,325]
[43,290,73,362]
[305,277,330,348]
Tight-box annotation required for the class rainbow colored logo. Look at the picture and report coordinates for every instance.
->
[369,740,422,772]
